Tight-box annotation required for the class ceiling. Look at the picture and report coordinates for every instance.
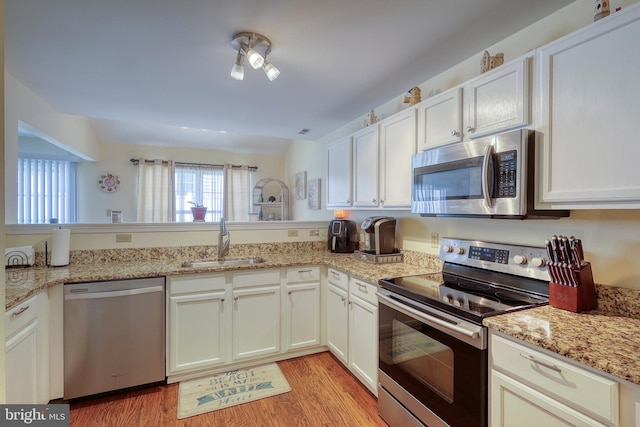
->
[5,0,575,156]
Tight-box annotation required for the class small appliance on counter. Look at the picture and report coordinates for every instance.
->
[355,217,402,263]
[328,219,358,253]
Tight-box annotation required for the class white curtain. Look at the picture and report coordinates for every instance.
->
[136,159,174,222]
[225,165,250,221]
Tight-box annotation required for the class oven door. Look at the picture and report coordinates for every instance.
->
[377,289,487,427]
[411,130,528,217]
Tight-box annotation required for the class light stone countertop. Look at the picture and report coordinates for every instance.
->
[5,243,442,310]
[484,284,640,386]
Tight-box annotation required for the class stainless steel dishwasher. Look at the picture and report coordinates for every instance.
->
[63,277,166,399]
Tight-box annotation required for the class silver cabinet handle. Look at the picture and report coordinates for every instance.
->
[11,305,30,317]
[466,125,475,133]
[380,200,384,206]
[346,199,350,204]
[372,198,377,204]
[520,353,562,373]
[297,269,312,273]
[234,296,239,301]
[451,130,460,137]
[341,297,346,302]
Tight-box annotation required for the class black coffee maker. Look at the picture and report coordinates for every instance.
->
[328,219,358,253]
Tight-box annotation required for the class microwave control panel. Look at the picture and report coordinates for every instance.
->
[496,150,517,198]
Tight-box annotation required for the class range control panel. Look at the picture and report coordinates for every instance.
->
[439,237,550,281]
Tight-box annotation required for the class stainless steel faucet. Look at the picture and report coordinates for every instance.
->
[218,217,230,259]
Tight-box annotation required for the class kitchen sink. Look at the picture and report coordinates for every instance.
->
[181,257,266,268]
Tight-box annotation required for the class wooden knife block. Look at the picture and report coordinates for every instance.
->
[549,262,597,313]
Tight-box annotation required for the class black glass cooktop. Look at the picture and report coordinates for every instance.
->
[379,265,549,324]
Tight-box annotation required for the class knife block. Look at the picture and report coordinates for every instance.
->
[549,262,597,313]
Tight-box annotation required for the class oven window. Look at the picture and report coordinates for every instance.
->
[379,301,487,427]
[384,319,454,402]
[413,158,484,201]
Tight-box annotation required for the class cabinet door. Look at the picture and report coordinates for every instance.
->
[232,285,281,360]
[284,282,320,351]
[537,6,640,208]
[352,125,379,207]
[491,370,608,427]
[327,136,353,208]
[417,87,463,150]
[348,293,378,395]
[327,283,349,364]
[465,56,529,139]
[379,108,416,208]
[5,292,49,404]
[168,290,228,374]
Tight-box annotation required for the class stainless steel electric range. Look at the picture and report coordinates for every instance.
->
[377,238,551,427]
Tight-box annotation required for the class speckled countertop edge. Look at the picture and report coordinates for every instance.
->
[484,291,640,386]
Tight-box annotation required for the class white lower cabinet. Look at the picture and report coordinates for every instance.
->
[167,273,229,375]
[232,280,281,360]
[490,331,619,427]
[168,267,323,382]
[283,267,321,351]
[326,268,379,395]
[326,282,349,364]
[5,291,49,404]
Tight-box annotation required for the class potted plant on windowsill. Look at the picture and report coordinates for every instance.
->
[188,201,207,222]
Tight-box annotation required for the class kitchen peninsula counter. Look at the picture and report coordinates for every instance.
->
[5,245,441,310]
[484,284,640,386]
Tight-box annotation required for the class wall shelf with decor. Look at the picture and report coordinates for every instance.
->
[252,178,289,221]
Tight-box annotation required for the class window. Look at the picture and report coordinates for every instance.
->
[174,164,225,222]
[17,158,78,224]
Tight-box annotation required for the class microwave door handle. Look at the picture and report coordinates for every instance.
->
[482,144,495,207]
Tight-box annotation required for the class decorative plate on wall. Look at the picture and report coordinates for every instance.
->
[97,172,121,193]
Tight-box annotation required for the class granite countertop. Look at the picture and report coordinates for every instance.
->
[5,247,441,310]
[484,285,640,386]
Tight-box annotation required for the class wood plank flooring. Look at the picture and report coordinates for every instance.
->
[68,351,389,426]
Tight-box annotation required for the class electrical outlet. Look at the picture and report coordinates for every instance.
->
[288,230,298,237]
[431,232,439,248]
[116,233,132,243]
[309,229,319,236]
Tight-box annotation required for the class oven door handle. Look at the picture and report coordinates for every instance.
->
[482,143,495,208]
[377,292,480,339]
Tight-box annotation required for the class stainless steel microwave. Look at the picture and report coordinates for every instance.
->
[411,129,569,219]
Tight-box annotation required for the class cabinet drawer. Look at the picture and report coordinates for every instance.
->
[328,268,348,290]
[491,334,618,424]
[6,294,40,336]
[168,274,226,295]
[349,278,378,306]
[285,266,320,283]
[232,269,280,287]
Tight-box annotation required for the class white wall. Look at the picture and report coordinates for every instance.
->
[291,0,640,290]
[5,72,100,223]
[79,141,286,223]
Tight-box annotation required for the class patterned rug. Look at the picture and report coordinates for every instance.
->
[177,363,291,419]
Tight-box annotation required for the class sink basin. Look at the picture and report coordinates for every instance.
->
[181,257,266,268]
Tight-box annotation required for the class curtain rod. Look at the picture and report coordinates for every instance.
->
[130,158,258,171]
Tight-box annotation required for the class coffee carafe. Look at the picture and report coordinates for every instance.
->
[328,219,358,253]
[361,217,396,255]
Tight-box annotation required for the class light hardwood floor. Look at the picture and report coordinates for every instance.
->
[68,351,389,426]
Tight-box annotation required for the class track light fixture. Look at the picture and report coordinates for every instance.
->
[230,31,280,81]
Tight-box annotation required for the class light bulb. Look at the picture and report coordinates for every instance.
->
[263,60,280,81]
[230,50,244,80]
[243,43,264,69]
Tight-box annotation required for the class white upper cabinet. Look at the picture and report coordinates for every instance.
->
[536,3,640,209]
[417,56,529,151]
[352,125,380,207]
[326,136,353,208]
[465,56,529,139]
[378,108,416,208]
[417,87,463,150]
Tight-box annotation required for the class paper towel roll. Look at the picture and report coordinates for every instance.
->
[51,228,70,266]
